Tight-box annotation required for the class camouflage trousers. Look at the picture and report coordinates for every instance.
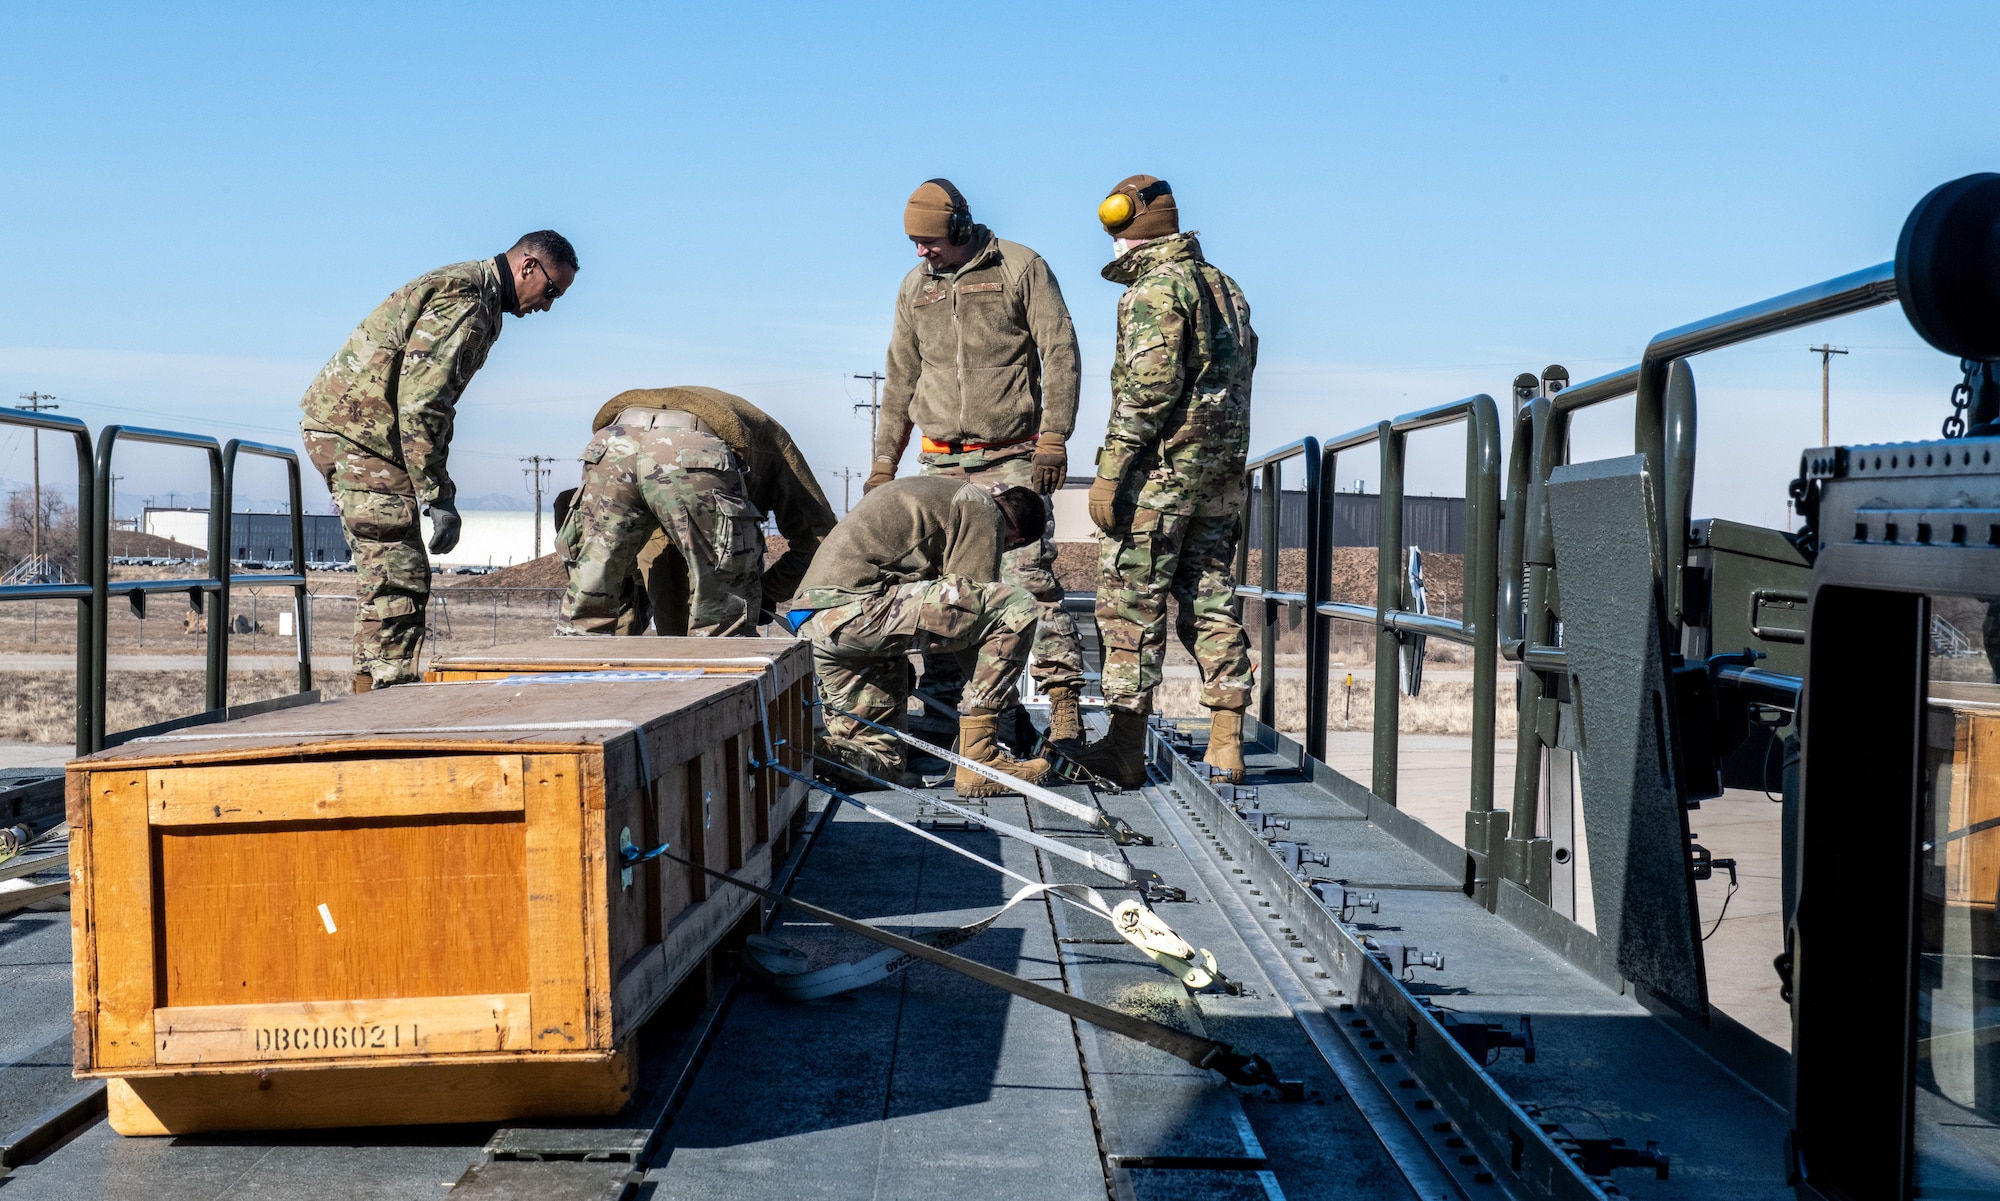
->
[303,431,428,685]
[1097,505,1254,715]
[918,448,1085,693]
[557,424,765,637]
[805,575,1039,770]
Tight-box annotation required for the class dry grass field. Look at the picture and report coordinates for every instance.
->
[0,571,567,658]
[0,668,350,744]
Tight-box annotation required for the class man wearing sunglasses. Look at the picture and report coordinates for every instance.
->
[301,230,578,691]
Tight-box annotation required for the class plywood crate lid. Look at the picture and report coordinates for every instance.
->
[428,635,810,692]
[70,673,765,787]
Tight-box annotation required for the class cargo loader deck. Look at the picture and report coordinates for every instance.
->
[0,711,1794,1200]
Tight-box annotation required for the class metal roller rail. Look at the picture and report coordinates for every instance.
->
[1147,734,1627,1200]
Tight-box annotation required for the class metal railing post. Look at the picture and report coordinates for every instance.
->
[1258,461,1280,728]
[204,450,228,712]
[1662,359,1699,630]
[0,406,96,754]
[1462,396,1502,903]
[1300,441,1328,761]
[1502,398,1568,899]
[223,440,315,696]
[1230,439,1320,747]
[1372,420,1403,807]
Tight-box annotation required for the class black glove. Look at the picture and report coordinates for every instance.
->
[426,502,462,555]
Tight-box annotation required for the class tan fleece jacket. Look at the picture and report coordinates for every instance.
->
[876,228,1081,462]
[792,476,1002,608]
[593,386,837,604]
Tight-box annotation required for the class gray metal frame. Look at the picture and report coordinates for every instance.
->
[1231,402,1502,825]
[1234,437,1324,749]
[91,424,228,746]
[222,438,315,698]
[83,424,318,751]
[1234,261,1902,910]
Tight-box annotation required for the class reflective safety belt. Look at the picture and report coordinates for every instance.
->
[770,765,1215,991]
[665,846,1299,1099]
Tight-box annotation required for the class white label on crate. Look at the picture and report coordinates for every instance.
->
[153,994,533,1064]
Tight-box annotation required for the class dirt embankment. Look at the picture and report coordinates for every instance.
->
[108,530,205,558]
[446,536,801,592]
[450,537,1463,612]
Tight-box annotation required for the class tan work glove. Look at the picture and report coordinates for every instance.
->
[864,458,897,494]
[1030,432,1068,494]
[1088,474,1122,534]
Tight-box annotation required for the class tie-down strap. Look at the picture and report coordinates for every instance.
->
[819,701,1151,843]
[765,769,1214,994]
[664,847,1299,1098]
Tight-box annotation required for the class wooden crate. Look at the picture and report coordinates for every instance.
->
[1928,693,2000,906]
[69,672,780,1134]
[427,636,815,847]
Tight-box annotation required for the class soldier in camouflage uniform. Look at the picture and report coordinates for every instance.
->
[867,180,1090,747]
[791,476,1051,798]
[301,232,578,689]
[1072,177,1258,786]
[557,386,837,637]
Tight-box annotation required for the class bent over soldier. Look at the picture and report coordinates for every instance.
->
[868,179,1090,747]
[301,231,578,689]
[1072,176,1259,786]
[791,477,1051,798]
[557,386,837,637]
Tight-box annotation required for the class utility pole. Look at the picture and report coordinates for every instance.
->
[832,467,861,513]
[520,455,554,559]
[17,392,57,580]
[108,475,123,534]
[1809,344,1848,446]
[852,371,885,462]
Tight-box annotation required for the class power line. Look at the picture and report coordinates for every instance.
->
[832,466,861,513]
[852,371,885,462]
[521,455,555,559]
[1809,344,1848,446]
[16,392,58,580]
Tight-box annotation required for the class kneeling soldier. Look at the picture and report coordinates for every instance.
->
[791,477,1051,797]
[558,386,837,636]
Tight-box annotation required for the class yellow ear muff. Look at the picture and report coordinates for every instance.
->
[1098,193,1135,231]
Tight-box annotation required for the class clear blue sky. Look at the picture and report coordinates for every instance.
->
[2,2,1995,530]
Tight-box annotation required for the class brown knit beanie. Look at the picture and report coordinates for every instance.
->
[1098,175,1178,239]
[904,179,969,240]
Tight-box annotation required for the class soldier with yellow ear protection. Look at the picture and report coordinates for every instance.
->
[1073,175,1260,787]
[867,179,1092,750]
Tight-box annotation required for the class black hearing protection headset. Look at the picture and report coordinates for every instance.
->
[926,177,973,246]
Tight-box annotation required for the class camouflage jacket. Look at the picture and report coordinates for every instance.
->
[589,386,838,605]
[300,257,513,506]
[1097,233,1257,516]
[878,227,1081,462]
[791,476,1003,610]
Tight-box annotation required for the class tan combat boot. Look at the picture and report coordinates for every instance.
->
[1203,707,1248,784]
[1044,686,1085,750]
[351,672,374,694]
[955,710,1052,798]
[1071,709,1150,789]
